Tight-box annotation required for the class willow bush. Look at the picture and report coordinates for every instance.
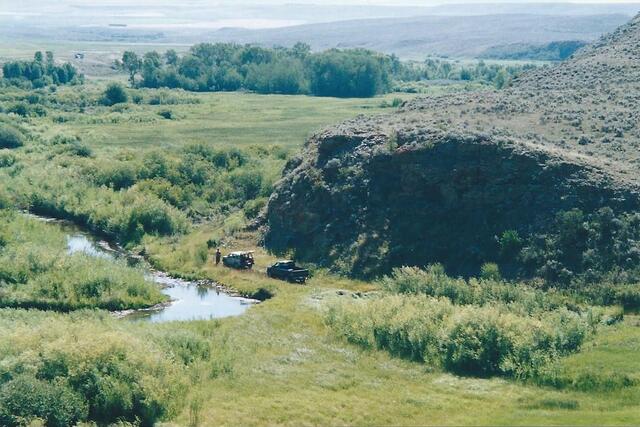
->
[326,294,592,379]
[0,211,166,311]
[0,310,190,426]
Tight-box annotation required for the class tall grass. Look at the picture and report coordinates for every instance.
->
[326,295,592,379]
[0,310,198,426]
[381,265,569,314]
[0,210,166,311]
[327,265,606,380]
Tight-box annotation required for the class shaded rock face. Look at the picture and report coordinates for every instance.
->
[266,128,639,277]
[265,14,640,278]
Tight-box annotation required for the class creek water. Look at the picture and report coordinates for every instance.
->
[48,218,256,322]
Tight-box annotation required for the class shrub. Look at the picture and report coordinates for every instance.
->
[0,151,16,168]
[480,263,502,281]
[380,265,475,304]
[63,141,93,157]
[103,83,129,106]
[512,208,640,287]
[230,168,264,201]
[96,163,138,190]
[498,229,523,260]
[195,244,209,266]
[0,375,88,427]
[49,133,81,146]
[7,102,29,117]
[0,126,24,149]
[0,312,189,426]
[158,108,173,119]
[243,197,267,219]
[581,283,640,309]
[381,265,569,313]
[326,295,590,380]
[444,310,511,376]
[391,97,404,107]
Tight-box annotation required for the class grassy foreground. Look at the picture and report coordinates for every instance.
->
[141,225,640,426]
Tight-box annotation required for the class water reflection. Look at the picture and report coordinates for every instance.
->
[63,229,255,322]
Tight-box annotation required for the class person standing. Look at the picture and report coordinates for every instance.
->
[215,248,222,266]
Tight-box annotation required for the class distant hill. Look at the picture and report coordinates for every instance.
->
[207,13,630,59]
[423,2,640,16]
[264,13,640,278]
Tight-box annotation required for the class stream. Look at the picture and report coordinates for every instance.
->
[40,216,257,322]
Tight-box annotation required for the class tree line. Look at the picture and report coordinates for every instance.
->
[117,43,393,98]
[392,57,537,89]
[118,44,537,98]
[1,52,81,88]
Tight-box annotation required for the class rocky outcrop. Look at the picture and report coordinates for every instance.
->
[264,14,640,277]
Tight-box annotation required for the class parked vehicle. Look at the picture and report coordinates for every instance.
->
[222,251,255,269]
[267,260,309,283]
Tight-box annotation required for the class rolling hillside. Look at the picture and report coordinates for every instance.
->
[208,13,631,58]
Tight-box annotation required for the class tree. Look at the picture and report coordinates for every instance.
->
[239,45,274,65]
[291,42,311,59]
[164,49,178,66]
[191,43,236,66]
[142,51,162,87]
[179,55,204,80]
[103,82,128,106]
[1,52,79,87]
[494,70,508,89]
[218,67,243,91]
[121,51,141,86]
[307,49,390,98]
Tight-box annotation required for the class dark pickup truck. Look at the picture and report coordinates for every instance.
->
[267,260,309,283]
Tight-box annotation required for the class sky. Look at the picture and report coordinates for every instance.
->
[3,0,640,4]
[3,0,640,9]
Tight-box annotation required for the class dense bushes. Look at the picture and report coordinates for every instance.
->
[85,145,272,221]
[480,40,587,61]
[326,294,591,379]
[0,125,24,149]
[103,82,129,106]
[0,132,280,245]
[0,310,192,426]
[0,375,87,427]
[514,208,640,284]
[392,58,536,89]
[488,208,640,307]
[381,265,567,314]
[326,264,615,380]
[0,212,166,311]
[0,89,282,245]
[4,163,190,245]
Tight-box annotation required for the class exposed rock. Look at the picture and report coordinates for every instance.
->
[265,13,640,277]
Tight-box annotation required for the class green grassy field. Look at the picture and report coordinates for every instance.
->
[51,88,410,151]
[0,80,639,426]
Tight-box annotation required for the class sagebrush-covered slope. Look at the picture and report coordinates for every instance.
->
[265,14,640,277]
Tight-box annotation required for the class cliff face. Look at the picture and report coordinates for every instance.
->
[266,126,639,277]
[265,14,640,277]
